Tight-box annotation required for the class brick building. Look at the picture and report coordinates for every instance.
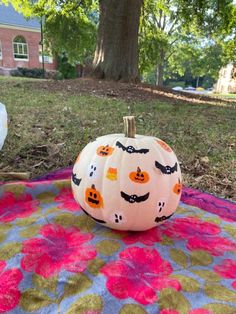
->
[0,4,57,75]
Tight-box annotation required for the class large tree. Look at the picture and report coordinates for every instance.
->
[93,0,143,81]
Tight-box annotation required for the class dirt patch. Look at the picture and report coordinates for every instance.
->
[24,77,236,106]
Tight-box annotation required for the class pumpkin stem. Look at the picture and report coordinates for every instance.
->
[137,167,141,173]
[91,184,96,189]
[123,116,136,138]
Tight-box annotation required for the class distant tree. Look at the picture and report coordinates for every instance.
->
[166,39,223,86]
[139,0,236,86]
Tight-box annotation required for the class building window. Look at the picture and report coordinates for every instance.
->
[0,41,2,59]
[13,36,28,60]
[39,45,53,64]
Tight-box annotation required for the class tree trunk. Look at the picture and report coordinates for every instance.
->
[93,0,142,82]
[156,49,165,86]
[196,76,200,88]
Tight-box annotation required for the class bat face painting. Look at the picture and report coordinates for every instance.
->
[121,191,150,203]
[116,141,149,154]
[155,161,178,175]
[72,173,82,186]
[72,132,182,231]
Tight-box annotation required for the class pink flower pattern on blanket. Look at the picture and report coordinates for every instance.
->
[0,192,39,222]
[0,169,236,313]
[21,224,96,278]
[101,247,181,305]
[214,259,236,290]
[122,227,162,246]
[55,187,80,211]
[0,260,23,313]
[162,217,236,256]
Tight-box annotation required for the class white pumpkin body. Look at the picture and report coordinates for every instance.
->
[0,103,7,150]
[72,134,182,231]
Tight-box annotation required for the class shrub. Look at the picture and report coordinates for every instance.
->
[57,54,77,79]
[10,67,45,78]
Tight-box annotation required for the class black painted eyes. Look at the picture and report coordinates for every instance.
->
[89,164,97,177]
[89,192,97,198]
[136,173,144,178]
[158,202,165,212]
[115,214,123,223]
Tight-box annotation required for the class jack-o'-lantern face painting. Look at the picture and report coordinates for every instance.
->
[96,145,114,157]
[173,178,182,195]
[129,167,149,184]
[85,184,104,208]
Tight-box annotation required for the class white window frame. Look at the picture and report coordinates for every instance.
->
[0,41,2,60]
[38,44,53,64]
[13,37,29,61]
[39,55,53,64]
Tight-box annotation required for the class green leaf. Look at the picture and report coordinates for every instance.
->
[0,223,13,232]
[15,216,39,227]
[160,235,174,246]
[3,184,25,196]
[170,274,200,292]
[158,288,190,314]
[36,192,56,204]
[20,289,53,311]
[20,225,41,238]
[63,273,92,297]
[96,240,121,256]
[32,274,58,293]
[119,304,147,314]
[0,233,6,243]
[96,229,124,239]
[192,270,221,281]
[202,217,221,225]
[223,225,236,238]
[66,294,103,314]
[170,248,188,268]
[204,303,236,314]
[190,250,213,266]
[54,180,71,190]
[205,283,236,302]
[0,242,22,260]
[45,207,60,215]
[54,213,95,232]
[175,206,191,214]
[87,258,105,276]
[75,214,96,232]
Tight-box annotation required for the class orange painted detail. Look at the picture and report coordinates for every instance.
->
[129,167,149,184]
[156,139,172,152]
[85,184,104,208]
[96,145,114,157]
[106,168,117,181]
[173,179,182,195]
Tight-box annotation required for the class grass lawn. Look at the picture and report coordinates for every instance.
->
[215,93,236,99]
[0,77,235,201]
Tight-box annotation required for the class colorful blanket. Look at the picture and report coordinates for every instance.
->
[0,168,236,314]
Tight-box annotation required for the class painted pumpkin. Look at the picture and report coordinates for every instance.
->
[129,167,149,184]
[85,184,104,209]
[96,145,114,156]
[72,116,182,231]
